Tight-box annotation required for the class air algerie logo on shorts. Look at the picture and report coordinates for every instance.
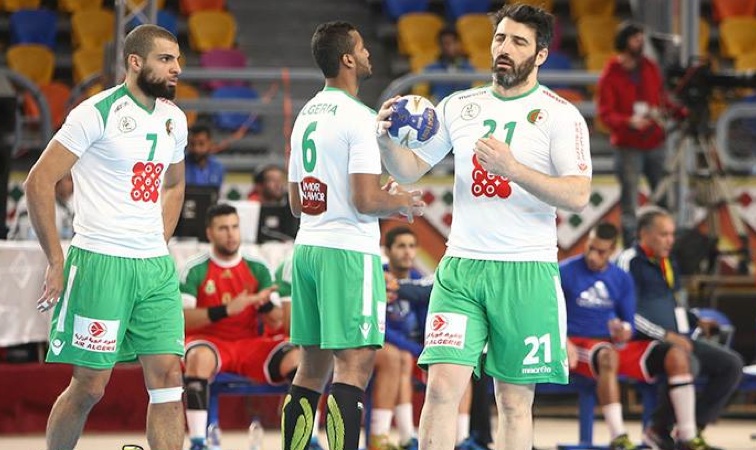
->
[425,312,467,349]
[526,109,548,125]
[73,315,119,353]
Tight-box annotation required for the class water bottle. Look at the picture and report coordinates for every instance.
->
[207,423,222,450]
[248,418,264,450]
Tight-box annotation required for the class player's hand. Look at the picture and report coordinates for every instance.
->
[37,261,64,313]
[251,285,278,310]
[665,331,693,353]
[376,96,401,138]
[608,318,632,344]
[628,115,652,130]
[473,136,521,180]
[382,177,398,193]
[395,188,425,223]
[566,339,578,370]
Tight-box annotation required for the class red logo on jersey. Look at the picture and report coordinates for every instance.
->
[471,155,511,199]
[300,176,327,215]
[131,161,163,203]
[432,314,448,332]
[89,321,107,337]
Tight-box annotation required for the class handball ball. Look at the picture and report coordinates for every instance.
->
[387,95,439,149]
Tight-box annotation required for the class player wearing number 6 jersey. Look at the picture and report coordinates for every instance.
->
[281,21,425,450]
[24,25,187,450]
[377,5,591,450]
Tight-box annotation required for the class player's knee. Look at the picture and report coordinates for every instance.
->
[595,347,619,373]
[71,380,108,406]
[148,386,184,404]
[184,345,218,376]
[664,346,690,375]
[495,384,534,419]
[399,351,414,375]
[269,343,299,384]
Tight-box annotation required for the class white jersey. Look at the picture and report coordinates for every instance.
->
[289,87,383,256]
[416,84,592,262]
[54,84,187,258]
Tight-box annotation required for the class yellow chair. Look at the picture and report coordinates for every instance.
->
[577,15,618,56]
[188,10,236,53]
[712,0,756,22]
[719,17,756,59]
[469,49,492,72]
[570,0,615,21]
[736,52,756,72]
[175,83,200,126]
[585,51,614,73]
[73,47,104,84]
[456,13,494,57]
[507,0,553,12]
[6,44,55,85]
[1,0,41,12]
[127,0,166,10]
[71,8,114,49]
[58,0,103,13]
[699,19,710,56]
[396,12,444,57]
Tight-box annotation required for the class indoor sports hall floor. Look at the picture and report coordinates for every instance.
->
[3,418,755,450]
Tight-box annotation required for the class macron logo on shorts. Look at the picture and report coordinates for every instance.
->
[50,339,65,356]
[425,313,467,349]
[73,315,120,353]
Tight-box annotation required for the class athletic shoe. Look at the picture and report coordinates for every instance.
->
[307,436,325,450]
[369,434,401,450]
[643,426,675,450]
[455,437,488,450]
[609,433,636,450]
[188,437,208,450]
[400,437,419,450]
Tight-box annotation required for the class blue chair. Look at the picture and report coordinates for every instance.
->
[212,86,262,133]
[10,9,57,49]
[207,372,289,433]
[445,0,490,21]
[126,10,178,36]
[383,0,430,21]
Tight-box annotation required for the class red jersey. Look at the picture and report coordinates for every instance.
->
[180,252,274,340]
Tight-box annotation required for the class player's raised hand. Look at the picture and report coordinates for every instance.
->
[375,95,401,138]
[473,136,521,179]
[396,188,425,223]
[37,261,64,313]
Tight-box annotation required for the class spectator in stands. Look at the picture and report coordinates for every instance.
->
[597,22,682,248]
[248,164,287,205]
[562,222,700,450]
[617,207,743,450]
[249,164,299,242]
[423,26,476,102]
[9,172,74,240]
[185,123,225,188]
[180,203,300,450]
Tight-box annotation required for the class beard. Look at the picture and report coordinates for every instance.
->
[357,61,373,81]
[213,243,239,258]
[137,67,176,100]
[492,53,537,89]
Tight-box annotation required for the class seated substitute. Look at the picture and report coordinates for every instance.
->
[180,203,300,450]
[561,222,699,450]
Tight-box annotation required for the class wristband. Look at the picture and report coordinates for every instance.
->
[258,301,275,314]
[208,305,228,322]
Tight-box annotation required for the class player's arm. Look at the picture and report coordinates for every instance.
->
[288,182,301,218]
[24,140,79,309]
[161,160,185,242]
[375,96,432,183]
[351,173,424,221]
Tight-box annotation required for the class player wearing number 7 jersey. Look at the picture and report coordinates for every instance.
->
[377,5,592,450]
[24,25,188,450]
[281,21,425,450]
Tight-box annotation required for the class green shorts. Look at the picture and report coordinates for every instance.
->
[47,246,185,369]
[290,245,386,349]
[418,257,568,384]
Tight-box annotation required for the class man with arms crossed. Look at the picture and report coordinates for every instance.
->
[24,24,187,450]
[281,21,424,450]
[377,4,591,450]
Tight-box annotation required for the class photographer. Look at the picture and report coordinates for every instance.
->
[597,22,682,248]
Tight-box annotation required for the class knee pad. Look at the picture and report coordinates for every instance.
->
[148,386,184,404]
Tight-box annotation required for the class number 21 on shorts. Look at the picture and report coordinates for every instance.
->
[523,333,552,365]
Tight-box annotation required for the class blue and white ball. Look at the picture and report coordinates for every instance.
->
[387,95,439,149]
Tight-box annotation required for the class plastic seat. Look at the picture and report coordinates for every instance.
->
[699,19,710,56]
[127,9,178,36]
[456,13,494,56]
[396,12,444,57]
[1,0,40,12]
[212,86,262,133]
[180,0,224,16]
[188,10,236,53]
[507,0,553,12]
[570,0,615,21]
[174,83,200,126]
[383,0,429,21]
[72,47,104,84]
[58,0,103,13]
[719,17,756,59]
[469,49,491,72]
[712,0,756,22]
[127,0,166,10]
[736,51,756,72]
[445,0,490,21]
[71,8,114,50]
[541,51,572,72]
[10,9,57,49]
[577,15,618,56]
[200,48,248,89]
[38,82,72,129]
[6,44,55,85]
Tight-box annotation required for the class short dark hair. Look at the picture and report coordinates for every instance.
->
[254,164,285,184]
[592,222,619,242]
[123,24,177,68]
[311,21,357,78]
[637,206,671,236]
[614,21,644,52]
[385,226,416,249]
[492,3,554,51]
[189,123,212,138]
[205,203,237,227]
[438,26,460,44]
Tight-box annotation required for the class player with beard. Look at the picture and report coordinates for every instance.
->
[24,25,187,450]
[180,203,298,450]
[596,22,681,247]
[282,21,424,450]
[376,4,591,450]
[185,123,225,188]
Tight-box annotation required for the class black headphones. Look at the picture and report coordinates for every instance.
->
[614,21,644,52]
